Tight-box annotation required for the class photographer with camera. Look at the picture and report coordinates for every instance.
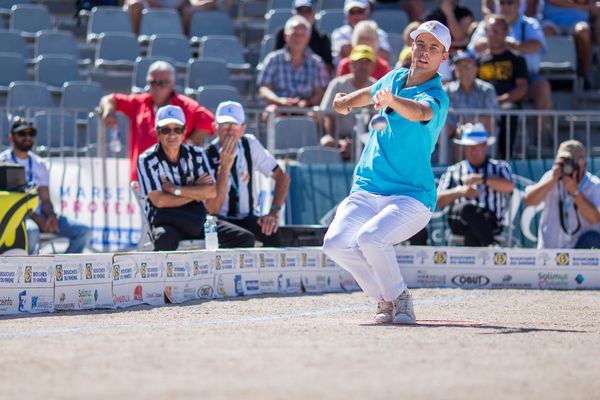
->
[524,140,600,249]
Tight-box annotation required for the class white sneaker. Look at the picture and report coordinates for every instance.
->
[392,289,416,324]
[374,300,393,324]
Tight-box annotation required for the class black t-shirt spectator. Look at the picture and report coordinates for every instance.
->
[424,5,473,28]
[275,25,333,69]
[477,50,527,97]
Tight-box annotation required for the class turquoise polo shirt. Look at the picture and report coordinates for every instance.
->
[351,68,449,211]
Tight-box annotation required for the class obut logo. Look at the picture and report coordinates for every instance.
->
[55,265,63,282]
[556,252,570,266]
[113,265,120,281]
[494,252,507,266]
[85,263,92,279]
[141,262,148,278]
[24,266,32,283]
[451,274,490,288]
[166,262,173,278]
[433,251,447,265]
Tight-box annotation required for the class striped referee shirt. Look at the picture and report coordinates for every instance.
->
[137,143,213,218]
[437,158,512,222]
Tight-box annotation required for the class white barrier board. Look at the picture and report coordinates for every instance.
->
[54,254,114,310]
[112,252,166,308]
[164,251,214,303]
[0,256,54,314]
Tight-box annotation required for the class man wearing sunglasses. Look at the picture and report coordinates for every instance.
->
[0,118,92,254]
[204,101,290,247]
[331,0,392,62]
[100,60,215,183]
[137,105,254,251]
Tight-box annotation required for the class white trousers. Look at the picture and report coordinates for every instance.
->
[323,191,432,302]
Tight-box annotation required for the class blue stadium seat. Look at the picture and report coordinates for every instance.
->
[94,32,140,71]
[196,85,242,112]
[35,29,90,66]
[139,8,183,44]
[7,81,54,113]
[0,30,32,60]
[270,116,319,157]
[185,58,231,96]
[35,55,83,93]
[371,10,408,34]
[198,35,251,70]
[147,34,191,70]
[297,146,343,164]
[33,110,80,155]
[9,3,52,39]
[87,6,132,44]
[61,81,104,120]
[189,10,235,46]
[315,9,344,36]
[265,9,291,35]
[0,52,29,94]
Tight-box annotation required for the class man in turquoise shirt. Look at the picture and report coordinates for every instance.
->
[323,20,450,325]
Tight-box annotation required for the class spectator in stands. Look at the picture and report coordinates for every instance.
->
[99,60,215,182]
[396,20,420,68]
[258,16,330,113]
[444,50,498,143]
[0,117,92,254]
[469,0,553,125]
[483,0,529,17]
[437,122,514,246]
[476,14,528,159]
[137,105,254,251]
[524,140,600,249]
[274,0,334,73]
[321,45,377,158]
[541,0,600,88]
[424,0,475,49]
[372,0,424,22]
[124,0,217,36]
[205,101,291,247]
[331,0,392,62]
[336,20,391,79]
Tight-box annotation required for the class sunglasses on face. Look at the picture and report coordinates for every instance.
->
[348,8,365,15]
[148,79,171,88]
[158,126,185,135]
[13,129,37,138]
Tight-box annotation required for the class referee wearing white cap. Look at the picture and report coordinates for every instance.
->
[324,21,451,324]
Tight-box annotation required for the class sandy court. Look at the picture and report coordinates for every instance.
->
[0,289,599,400]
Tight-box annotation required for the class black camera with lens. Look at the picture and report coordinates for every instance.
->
[560,158,579,177]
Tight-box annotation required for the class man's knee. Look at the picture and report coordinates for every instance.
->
[152,226,180,251]
[458,203,478,220]
[323,231,352,255]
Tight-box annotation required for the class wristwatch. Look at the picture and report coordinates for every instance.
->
[174,186,182,196]
[571,189,580,198]
[270,204,282,214]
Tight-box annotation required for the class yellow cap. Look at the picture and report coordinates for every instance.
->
[350,45,376,63]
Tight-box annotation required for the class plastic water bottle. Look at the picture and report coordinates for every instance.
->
[204,215,219,250]
[108,127,122,154]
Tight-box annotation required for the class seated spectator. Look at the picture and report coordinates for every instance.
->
[258,16,330,114]
[524,140,600,249]
[0,118,92,254]
[336,20,391,79]
[476,14,528,159]
[205,101,291,247]
[396,21,420,68]
[124,0,217,36]
[541,0,600,87]
[469,0,552,127]
[372,0,425,22]
[321,45,377,158]
[424,0,475,49]
[137,105,254,251]
[444,50,498,150]
[274,0,333,74]
[332,0,392,62]
[436,122,514,246]
[99,60,215,182]
[483,0,528,17]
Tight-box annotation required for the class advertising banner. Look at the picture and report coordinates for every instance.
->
[237,251,261,296]
[279,250,302,294]
[54,254,114,310]
[213,250,239,298]
[112,252,166,308]
[164,251,215,303]
[0,256,54,315]
[257,249,283,294]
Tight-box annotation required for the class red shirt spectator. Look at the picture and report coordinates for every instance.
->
[336,56,391,79]
[114,92,214,181]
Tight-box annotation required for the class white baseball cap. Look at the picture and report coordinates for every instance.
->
[453,122,496,146]
[155,105,185,127]
[215,101,245,124]
[409,20,452,52]
[344,0,369,13]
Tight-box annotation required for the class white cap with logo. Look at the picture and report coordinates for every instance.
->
[155,105,186,127]
[409,20,452,52]
[215,101,245,124]
[344,0,369,13]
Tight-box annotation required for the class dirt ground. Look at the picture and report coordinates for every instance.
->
[0,289,599,400]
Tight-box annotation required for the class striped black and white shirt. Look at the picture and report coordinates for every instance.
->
[437,158,512,222]
[137,143,213,218]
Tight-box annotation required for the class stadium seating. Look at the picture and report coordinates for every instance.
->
[33,110,80,155]
[297,146,343,164]
[86,6,132,44]
[9,3,52,39]
[371,10,408,34]
[138,8,183,44]
[147,34,191,70]
[196,85,243,112]
[185,58,231,96]
[94,32,140,71]
[35,55,84,93]
[0,53,29,95]
[0,30,32,60]
[60,81,104,120]
[131,56,177,93]
[270,116,319,157]
[35,29,91,66]
[318,0,344,11]
[7,81,54,113]
[264,9,291,35]
[315,9,344,36]
[189,10,236,46]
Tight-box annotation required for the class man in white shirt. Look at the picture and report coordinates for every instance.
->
[524,140,600,248]
[0,117,91,254]
[205,101,291,247]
